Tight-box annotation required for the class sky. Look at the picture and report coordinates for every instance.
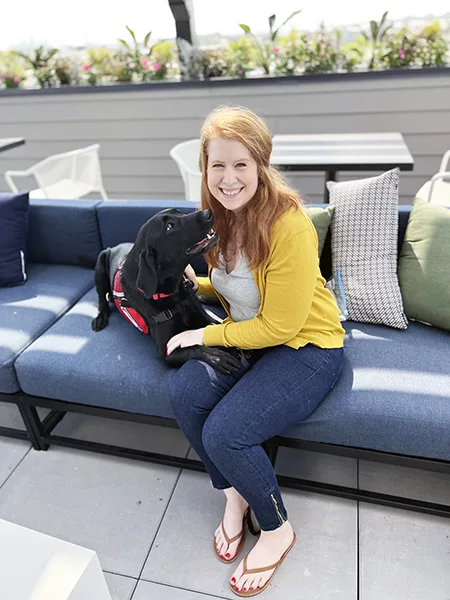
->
[1,0,449,51]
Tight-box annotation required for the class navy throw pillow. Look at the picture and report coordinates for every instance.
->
[0,192,30,287]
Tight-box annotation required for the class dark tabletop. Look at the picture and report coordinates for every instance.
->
[0,137,25,153]
[271,133,414,172]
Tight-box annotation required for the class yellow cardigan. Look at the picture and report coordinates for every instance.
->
[197,207,345,350]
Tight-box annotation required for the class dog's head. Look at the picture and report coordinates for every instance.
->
[128,208,219,299]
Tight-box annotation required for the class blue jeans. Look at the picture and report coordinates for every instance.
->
[168,344,344,531]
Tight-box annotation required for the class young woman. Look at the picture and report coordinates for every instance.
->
[167,106,345,597]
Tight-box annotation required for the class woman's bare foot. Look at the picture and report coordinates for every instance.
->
[230,520,295,593]
[214,488,249,560]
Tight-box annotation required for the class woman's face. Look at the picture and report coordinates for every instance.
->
[207,138,258,214]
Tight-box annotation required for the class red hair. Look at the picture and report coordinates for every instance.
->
[199,106,303,270]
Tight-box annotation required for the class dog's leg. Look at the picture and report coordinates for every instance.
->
[165,346,242,375]
[91,249,112,332]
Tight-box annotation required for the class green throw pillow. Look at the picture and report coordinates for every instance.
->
[398,198,450,332]
[307,205,335,257]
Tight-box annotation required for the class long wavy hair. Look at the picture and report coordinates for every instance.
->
[199,105,303,270]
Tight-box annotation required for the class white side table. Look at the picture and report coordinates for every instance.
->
[0,519,112,600]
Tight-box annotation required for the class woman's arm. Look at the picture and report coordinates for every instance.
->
[203,225,318,349]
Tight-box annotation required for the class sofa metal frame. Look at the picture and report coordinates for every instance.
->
[2,389,450,521]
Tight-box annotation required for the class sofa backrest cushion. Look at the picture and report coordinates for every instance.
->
[96,200,413,279]
[0,192,30,287]
[96,200,207,272]
[27,199,103,268]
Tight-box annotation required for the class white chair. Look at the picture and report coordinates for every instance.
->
[170,139,202,203]
[5,144,108,200]
[416,150,450,206]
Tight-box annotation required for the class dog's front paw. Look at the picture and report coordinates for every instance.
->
[201,348,242,375]
[91,313,109,332]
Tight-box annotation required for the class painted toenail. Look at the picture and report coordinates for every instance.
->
[225,553,231,558]
[231,577,236,584]
[243,588,247,592]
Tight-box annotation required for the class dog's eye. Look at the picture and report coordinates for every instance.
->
[166,222,174,231]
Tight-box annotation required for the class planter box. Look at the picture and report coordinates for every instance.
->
[1,68,449,204]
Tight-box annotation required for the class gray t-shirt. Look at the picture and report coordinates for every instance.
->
[211,253,261,322]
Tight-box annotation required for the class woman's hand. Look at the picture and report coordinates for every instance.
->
[166,328,205,355]
[184,264,199,292]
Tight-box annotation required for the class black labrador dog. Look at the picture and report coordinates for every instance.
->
[91,208,243,375]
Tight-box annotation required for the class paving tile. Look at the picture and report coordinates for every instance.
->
[0,437,30,485]
[0,401,26,430]
[0,401,49,432]
[53,413,190,457]
[104,572,136,600]
[0,446,181,578]
[359,460,450,506]
[142,470,357,599]
[360,504,450,600]
[132,580,225,599]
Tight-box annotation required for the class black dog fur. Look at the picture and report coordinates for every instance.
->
[91,208,243,375]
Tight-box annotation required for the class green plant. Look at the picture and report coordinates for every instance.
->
[118,25,164,82]
[223,37,256,78]
[363,11,392,69]
[15,46,58,88]
[415,21,449,67]
[239,11,301,74]
[54,57,73,85]
[0,74,24,88]
[0,50,26,82]
[383,27,418,69]
[303,25,341,74]
[274,28,307,75]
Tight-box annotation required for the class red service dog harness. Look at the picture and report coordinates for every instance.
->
[112,270,193,333]
[113,270,149,334]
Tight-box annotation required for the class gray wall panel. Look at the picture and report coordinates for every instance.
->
[1,71,449,204]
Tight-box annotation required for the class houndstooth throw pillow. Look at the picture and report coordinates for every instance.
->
[327,168,408,329]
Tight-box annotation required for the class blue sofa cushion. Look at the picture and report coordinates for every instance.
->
[27,199,102,268]
[15,287,176,417]
[0,192,30,287]
[281,320,450,461]
[0,264,94,393]
[97,200,208,275]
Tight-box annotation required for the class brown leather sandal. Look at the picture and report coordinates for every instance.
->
[230,532,296,597]
[214,507,250,564]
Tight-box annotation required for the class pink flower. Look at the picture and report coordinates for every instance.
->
[82,64,91,72]
[152,62,162,71]
[273,47,279,54]
[13,76,20,83]
[141,57,149,67]
[237,69,243,75]
[398,49,406,60]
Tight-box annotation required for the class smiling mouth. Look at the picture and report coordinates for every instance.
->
[185,229,218,256]
[220,187,244,197]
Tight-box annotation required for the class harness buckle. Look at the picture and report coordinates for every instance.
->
[163,309,173,320]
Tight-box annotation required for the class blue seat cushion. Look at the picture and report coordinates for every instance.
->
[0,264,95,393]
[15,287,177,417]
[16,289,450,463]
[281,320,450,461]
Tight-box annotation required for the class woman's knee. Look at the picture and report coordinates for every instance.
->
[168,359,219,416]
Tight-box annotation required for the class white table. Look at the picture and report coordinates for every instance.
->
[0,519,112,600]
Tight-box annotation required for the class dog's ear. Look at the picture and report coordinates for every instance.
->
[136,249,157,299]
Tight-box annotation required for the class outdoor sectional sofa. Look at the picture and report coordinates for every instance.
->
[1,198,450,518]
